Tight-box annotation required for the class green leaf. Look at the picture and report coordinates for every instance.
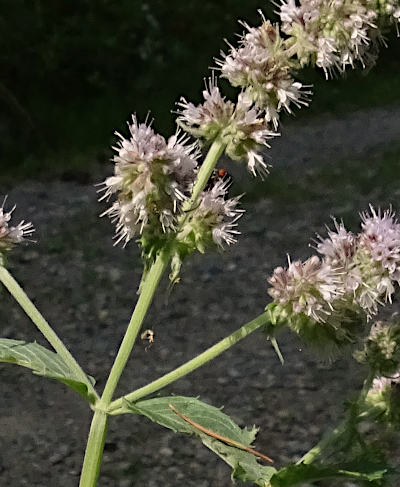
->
[124,395,276,486]
[0,338,96,403]
[270,460,390,487]
[203,437,276,486]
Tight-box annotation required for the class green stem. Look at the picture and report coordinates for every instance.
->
[78,252,169,487]
[79,410,108,487]
[108,311,270,414]
[0,265,98,400]
[101,250,169,405]
[181,137,225,214]
[298,421,347,465]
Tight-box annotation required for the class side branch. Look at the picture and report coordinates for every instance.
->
[108,311,270,413]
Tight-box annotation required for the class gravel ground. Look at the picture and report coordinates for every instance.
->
[0,104,399,486]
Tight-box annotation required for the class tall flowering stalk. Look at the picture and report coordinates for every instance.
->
[0,3,398,487]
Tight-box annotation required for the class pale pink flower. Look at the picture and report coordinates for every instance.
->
[99,116,199,245]
[217,19,311,127]
[0,199,34,256]
[178,179,244,249]
[268,255,340,322]
[177,78,278,176]
[278,0,378,77]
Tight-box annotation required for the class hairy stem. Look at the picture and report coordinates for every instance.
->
[108,311,270,414]
[0,265,98,400]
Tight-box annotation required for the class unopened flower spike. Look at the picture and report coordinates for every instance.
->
[177,76,278,176]
[217,14,311,128]
[99,115,200,249]
[0,197,34,263]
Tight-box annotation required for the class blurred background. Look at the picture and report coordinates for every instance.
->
[0,0,399,183]
[0,2,400,486]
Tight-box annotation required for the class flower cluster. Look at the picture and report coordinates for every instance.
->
[360,207,400,282]
[100,116,199,246]
[217,19,310,128]
[268,255,338,322]
[278,0,379,77]
[318,207,400,316]
[0,200,34,261]
[177,179,242,250]
[170,178,243,282]
[177,78,277,175]
[268,207,400,346]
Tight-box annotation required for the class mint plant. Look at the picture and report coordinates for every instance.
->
[1,2,399,486]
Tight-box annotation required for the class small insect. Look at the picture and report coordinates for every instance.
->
[205,168,231,191]
[141,329,155,350]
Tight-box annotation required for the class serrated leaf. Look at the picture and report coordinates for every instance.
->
[124,395,276,486]
[270,460,390,487]
[203,437,276,487]
[126,395,257,443]
[0,338,96,403]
